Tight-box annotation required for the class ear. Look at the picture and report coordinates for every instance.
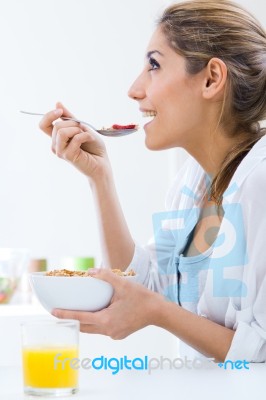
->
[202,58,227,100]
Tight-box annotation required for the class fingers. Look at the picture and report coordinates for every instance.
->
[52,128,95,165]
[52,309,98,324]
[51,120,80,154]
[56,102,75,118]
[88,268,125,289]
[39,109,63,136]
[53,127,83,158]
[52,309,109,335]
[39,102,75,137]
[80,324,105,334]
[60,131,94,163]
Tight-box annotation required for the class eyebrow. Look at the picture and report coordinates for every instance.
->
[146,50,164,59]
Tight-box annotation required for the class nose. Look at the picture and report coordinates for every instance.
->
[128,73,146,101]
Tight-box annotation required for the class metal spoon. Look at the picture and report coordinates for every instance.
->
[20,110,138,137]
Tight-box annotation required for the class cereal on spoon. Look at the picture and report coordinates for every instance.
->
[102,124,139,131]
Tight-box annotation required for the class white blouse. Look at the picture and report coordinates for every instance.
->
[128,135,266,362]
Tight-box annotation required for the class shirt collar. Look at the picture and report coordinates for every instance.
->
[223,134,266,202]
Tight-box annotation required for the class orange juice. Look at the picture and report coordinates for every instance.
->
[22,346,79,388]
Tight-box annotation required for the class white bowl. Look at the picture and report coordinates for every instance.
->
[29,271,136,312]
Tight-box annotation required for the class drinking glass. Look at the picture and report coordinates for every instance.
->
[21,319,79,397]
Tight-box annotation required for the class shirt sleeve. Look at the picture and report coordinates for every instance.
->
[125,159,193,295]
[127,236,176,295]
[226,160,266,362]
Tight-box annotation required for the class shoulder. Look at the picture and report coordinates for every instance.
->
[224,136,266,203]
[241,158,266,196]
[227,158,266,220]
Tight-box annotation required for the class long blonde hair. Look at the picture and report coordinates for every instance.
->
[159,0,266,203]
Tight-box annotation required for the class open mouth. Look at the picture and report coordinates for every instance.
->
[142,111,157,124]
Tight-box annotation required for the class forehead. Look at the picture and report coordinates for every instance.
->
[145,26,185,65]
[146,27,170,53]
[145,26,186,71]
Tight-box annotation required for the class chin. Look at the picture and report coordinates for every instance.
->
[145,136,168,151]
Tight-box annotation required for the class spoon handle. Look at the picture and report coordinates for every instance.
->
[20,111,45,116]
[20,111,98,132]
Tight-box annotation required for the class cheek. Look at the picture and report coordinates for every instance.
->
[154,81,187,114]
[164,86,200,126]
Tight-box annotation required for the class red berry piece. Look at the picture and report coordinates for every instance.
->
[112,124,137,130]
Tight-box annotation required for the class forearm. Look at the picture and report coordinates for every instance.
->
[89,164,135,270]
[153,296,234,362]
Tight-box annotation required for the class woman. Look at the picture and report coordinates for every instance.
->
[40,0,266,362]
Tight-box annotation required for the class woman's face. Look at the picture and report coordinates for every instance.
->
[128,27,206,151]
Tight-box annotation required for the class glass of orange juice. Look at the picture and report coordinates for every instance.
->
[21,319,79,397]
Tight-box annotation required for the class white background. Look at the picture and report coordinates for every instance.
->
[0,0,265,267]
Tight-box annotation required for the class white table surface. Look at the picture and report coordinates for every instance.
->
[1,306,266,399]
[0,363,265,400]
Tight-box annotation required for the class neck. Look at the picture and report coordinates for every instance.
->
[185,131,242,178]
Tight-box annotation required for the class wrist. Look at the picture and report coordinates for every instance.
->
[88,158,113,188]
[148,292,182,330]
[146,291,172,327]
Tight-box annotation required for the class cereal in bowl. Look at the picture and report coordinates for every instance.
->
[45,268,135,277]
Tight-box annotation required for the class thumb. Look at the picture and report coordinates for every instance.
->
[56,102,76,119]
[88,268,123,288]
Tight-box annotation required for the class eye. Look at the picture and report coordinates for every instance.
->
[148,57,160,71]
